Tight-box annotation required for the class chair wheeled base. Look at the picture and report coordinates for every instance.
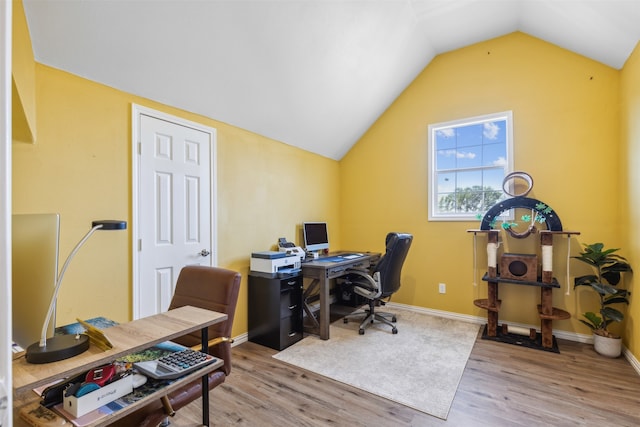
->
[343,300,398,334]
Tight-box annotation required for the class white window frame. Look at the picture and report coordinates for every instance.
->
[428,111,513,221]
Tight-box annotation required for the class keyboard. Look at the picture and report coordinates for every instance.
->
[341,253,363,260]
[134,348,216,380]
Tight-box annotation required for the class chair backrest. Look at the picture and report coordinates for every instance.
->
[168,265,241,375]
[373,232,413,297]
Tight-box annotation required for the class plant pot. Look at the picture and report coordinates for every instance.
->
[593,332,622,358]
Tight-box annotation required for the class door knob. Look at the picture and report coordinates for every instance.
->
[199,249,210,257]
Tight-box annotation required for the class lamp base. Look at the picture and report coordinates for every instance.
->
[25,334,90,364]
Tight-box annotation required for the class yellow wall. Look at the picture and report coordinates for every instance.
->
[11,11,639,361]
[620,42,640,356]
[12,63,340,338]
[340,32,626,337]
[12,0,36,143]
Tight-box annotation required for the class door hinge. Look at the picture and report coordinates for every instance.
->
[138,239,142,251]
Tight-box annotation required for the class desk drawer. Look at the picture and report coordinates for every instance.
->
[280,316,303,348]
[280,287,302,319]
[280,276,302,291]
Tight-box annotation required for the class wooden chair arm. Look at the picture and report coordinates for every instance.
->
[161,395,176,417]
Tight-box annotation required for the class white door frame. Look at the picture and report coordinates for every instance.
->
[131,104,218,320]
[0,1,13,426]
[1,0,12,423]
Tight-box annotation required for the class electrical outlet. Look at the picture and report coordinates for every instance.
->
[439,283,446,294]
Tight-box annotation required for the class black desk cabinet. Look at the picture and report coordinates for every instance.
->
[248,272,303,350]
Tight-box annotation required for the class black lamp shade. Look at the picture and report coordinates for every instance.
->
[92,220,127,230]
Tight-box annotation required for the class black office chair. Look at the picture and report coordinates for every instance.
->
[341,232,413,334]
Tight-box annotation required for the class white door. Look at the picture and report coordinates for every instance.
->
[132,105,217,319]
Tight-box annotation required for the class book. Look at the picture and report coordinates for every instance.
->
[54,317,118,336]
[19,402,67,426]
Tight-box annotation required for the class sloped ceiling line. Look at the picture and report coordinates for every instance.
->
[23,0,640,160]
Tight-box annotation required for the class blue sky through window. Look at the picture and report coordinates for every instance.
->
[435,119,507,190]
[428,111,512,220]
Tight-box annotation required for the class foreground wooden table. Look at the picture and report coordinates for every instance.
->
[13,305,227,426]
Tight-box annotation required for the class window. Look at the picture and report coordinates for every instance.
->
[428,111,513,221]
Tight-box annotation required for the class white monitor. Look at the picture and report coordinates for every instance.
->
[12,213,60,348]
[303,222,329,252]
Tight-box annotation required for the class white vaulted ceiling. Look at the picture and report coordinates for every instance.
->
[22,0,640,160]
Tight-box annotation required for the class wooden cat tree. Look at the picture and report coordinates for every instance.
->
[468,172,579,352]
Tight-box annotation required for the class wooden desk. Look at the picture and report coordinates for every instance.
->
[13,306,227,426]
[301,251,380,340]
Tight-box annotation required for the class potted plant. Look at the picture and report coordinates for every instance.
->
[573,242,632,357]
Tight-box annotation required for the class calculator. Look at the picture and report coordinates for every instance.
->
[134,348,217,380]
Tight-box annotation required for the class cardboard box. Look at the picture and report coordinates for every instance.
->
[62,374,133,417]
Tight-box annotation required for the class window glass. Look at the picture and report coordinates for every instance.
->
[428,111,513,221]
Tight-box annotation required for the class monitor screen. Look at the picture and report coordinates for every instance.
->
[12,213,60,349]
[303,222,329,252]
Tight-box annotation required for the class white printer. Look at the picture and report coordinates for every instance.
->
[250,251,301,275]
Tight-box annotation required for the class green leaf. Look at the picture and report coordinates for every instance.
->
[603,296,629,306]
[593,282,618,295]
[601,307,624,323]
[583,312,602,328]
[574,275,598,287]
[578,319,597,330]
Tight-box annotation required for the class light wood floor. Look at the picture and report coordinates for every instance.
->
[169,331,640,427]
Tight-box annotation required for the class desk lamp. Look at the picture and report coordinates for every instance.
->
[25,220,127,364]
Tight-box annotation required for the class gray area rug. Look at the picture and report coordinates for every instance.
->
[273,306,480,420]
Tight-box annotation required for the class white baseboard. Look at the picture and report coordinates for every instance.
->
[385,302,640,376]
[623,347,640,374]
[231,332,248,346]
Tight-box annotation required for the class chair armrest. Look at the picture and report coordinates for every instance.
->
[345,270,381,300]
[161,395,176,417]
[189,336,234,352]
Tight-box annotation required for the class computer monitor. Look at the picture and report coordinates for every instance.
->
[303,222,329,253]
[12,213,60,349]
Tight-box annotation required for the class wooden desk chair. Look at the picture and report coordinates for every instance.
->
[112,265,241,426]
